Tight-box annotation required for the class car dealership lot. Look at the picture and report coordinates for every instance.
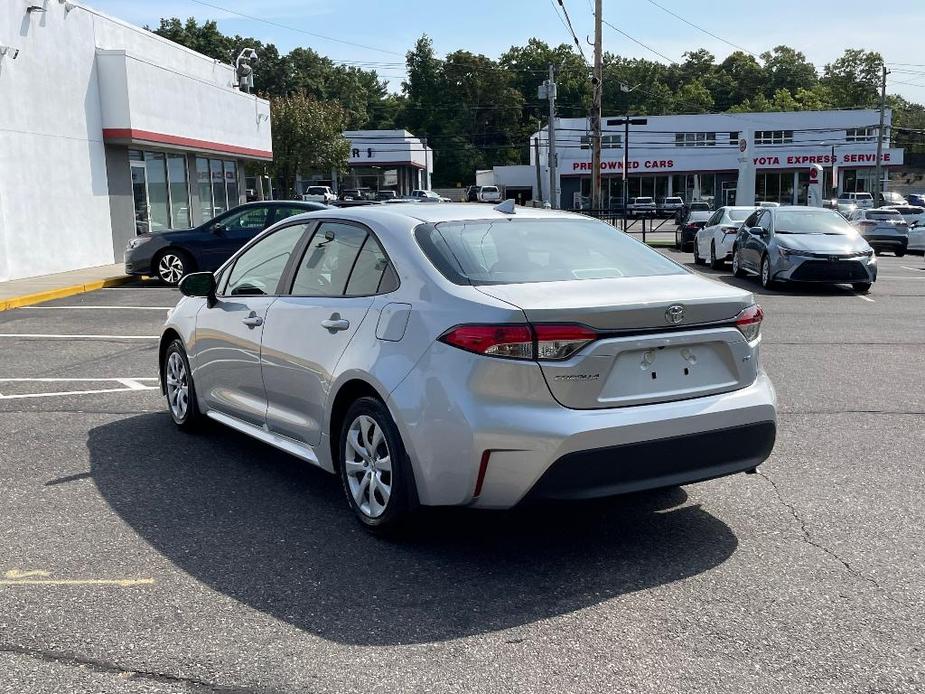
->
[1,257,923,694]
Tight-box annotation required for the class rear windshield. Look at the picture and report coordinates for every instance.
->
[416,218,686,285]
[307,187,327,194]
[634,197,653,203]
[482,186,498,192]
[665,197,682,203]
[852,193,873,200]
[690,202,710,210]
[728,209,751,221]
[775,209,857,234]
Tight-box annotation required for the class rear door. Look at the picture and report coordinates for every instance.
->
[261,220,397,446]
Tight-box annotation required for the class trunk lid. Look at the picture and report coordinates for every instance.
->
[476,275,758,409]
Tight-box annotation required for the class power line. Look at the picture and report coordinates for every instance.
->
[644,0,760,58]
[601,19,679,65]
[554,0,591,66]
[187,0,404,56]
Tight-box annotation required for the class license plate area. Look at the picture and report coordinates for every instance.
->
[598,342,740,407]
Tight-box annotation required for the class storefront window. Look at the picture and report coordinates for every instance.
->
[144,152,170,233]
[224,161,239,208]
[780,172,794,204]
[196,158,212,221]
[211,159,227,216]
[167,154,191,228]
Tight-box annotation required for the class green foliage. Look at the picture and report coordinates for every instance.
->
[270,94,350,197]
[150,19,915,184]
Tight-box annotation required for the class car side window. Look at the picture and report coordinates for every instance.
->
[223,223,309,297]
[221,206,271,231]
[273,206,315,224]
[707,210,722,226]
[743,212,758,229]
[344,234,399,296]
[290,222,367,296]
[757,211,771,232]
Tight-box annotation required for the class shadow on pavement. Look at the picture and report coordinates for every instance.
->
[89,413,739,646]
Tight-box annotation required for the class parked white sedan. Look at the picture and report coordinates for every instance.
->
[909,222,925,254]
[884,205,925,253]
[694,206,756,269]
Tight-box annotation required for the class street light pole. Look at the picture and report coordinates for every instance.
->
[874,64,889,204]
[607,103,646,232]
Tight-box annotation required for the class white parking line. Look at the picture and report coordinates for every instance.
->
[0,377,159,400]
[901,266,925,272]
[0,334,158,340]
[854,293,875,303]
[22,305,172,310]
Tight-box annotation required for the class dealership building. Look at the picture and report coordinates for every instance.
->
[481,109,902,209]
[0,1,271,282]
[296,130,433,196]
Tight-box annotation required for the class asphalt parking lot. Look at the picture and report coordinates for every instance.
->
[1,253,923,694]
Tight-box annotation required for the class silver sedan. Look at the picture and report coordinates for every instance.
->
[159,203,777,531]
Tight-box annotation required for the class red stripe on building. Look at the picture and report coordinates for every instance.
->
[102,128,272,160]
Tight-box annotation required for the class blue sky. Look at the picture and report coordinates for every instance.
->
[90,0,925,103]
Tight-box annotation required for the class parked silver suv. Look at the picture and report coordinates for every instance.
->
[160,204,776,531]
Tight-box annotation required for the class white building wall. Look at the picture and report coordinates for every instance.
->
[0,1,271,282]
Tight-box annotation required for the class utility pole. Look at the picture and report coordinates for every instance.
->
[534,135,543,206]
[546,65,558,208]
[590,0,603,210]
[874,64,889,205]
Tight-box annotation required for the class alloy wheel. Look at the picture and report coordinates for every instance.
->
[732,250,740,274]
[344,415,392,518]
[158,254,185,284]
[165,351,189,421]
[761,256,771,287]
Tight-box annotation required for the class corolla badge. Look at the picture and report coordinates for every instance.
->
[665,304,685,325]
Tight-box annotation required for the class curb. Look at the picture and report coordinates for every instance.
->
[0,275,134,312]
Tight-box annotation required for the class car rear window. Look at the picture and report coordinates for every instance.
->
[868,210,902,220]
[415,218,685,285]
[728,209,751,221]
[852,193,873,200]
[482,186,499,192]
[635,197,653,203]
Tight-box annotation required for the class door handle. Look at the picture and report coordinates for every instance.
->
[241,315,263,328]
[321,317,350,332]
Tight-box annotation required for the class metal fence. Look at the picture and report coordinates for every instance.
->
[574,210,678,245]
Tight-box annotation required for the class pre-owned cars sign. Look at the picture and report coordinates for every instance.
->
[565,148,903,174]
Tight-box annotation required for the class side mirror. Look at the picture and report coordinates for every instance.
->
[749,226,765,236]
[178,272,216,305]
[212,222,226,234]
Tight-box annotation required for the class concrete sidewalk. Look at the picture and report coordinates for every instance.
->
[0,263,132,311]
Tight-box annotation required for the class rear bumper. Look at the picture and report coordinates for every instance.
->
[864,235,908,250]
[526,421,775,501]
[388,342,777,509]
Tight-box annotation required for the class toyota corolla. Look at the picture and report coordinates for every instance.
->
[159,203,777,531]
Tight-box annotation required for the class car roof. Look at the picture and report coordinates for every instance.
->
[277,202,587,228]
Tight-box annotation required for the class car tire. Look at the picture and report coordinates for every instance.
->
[853,282,872,293]
[154,249,194,286]
[692,240,704,265]
[760,254,777,289]
[709,241,723,270]
[874,248,882,256]
[338,396,414,533]
[163,339,203,431]
[895,250,906,257]
[732,247,747,278]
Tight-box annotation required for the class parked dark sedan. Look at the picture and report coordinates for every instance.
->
[124,201,329,284]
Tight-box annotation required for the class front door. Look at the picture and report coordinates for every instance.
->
[192,222,310,425]
[741,210,769,271]
[200,204,274,271]
[262,221,395,446]
[130,161,150,235]
[723,185,737,206]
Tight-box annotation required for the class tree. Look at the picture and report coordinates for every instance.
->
[761,46,818,96]
[672,79,714,114]
[270,94,350,197]
[823,49,883,108]
[713,52,764,110]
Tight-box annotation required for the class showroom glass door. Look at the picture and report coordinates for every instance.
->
[130,160,150,235]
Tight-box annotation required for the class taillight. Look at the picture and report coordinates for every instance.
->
[438,323,598,361]
[438,324,533,359]
[735,305,764,342]
[534,324,598,360]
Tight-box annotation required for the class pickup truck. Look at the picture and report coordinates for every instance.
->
[302,185,336,203]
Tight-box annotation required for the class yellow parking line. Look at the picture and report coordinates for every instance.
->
[0,578,154,587]
[1,569,153,587]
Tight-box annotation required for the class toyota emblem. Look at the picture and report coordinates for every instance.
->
[665,304,685,324]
